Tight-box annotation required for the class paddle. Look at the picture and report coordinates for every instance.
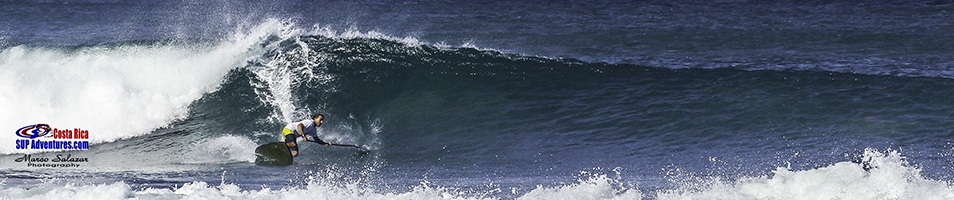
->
[327,143,361,148]
[322,142,370,151]
[304,136,364,149]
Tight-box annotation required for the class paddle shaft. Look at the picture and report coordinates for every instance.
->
[329,143,360,148]
[307,139,361,148]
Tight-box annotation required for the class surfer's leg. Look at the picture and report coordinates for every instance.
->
[282,128,299,157]
[285,134,299,157]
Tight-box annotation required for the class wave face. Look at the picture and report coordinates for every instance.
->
[9,28,943,198]
[3,21,954,198]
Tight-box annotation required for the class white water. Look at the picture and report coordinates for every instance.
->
[0,17,473,154]
[659,149,954,200]
[180,135,258,164]
[247,21,439,126]
[1,149,949,200]
[0,19,294,154]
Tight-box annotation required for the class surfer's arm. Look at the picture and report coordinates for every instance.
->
[297,123,307,142]
[302,133,332,146]
[298,122,331,146]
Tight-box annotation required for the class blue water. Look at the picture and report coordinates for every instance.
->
[1,0,954,199]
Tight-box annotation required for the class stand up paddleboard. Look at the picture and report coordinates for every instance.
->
[254,142,293,166]
[254,140,367,166]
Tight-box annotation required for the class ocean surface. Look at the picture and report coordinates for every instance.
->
[1,0,954,199]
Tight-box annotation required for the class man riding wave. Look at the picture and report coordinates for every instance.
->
[283,113,333,157]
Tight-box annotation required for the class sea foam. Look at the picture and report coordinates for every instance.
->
[658,149,954,200]
[2,149,948,200]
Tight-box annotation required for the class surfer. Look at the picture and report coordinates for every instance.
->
[283,114,333,157]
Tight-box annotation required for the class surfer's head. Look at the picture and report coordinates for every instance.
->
[313,113,324,127]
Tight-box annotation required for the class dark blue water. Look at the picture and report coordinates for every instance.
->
[1,0,953,199]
